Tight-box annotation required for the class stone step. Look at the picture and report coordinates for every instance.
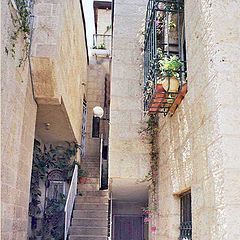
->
[78,183,99,191]
[69,226,108,235]
[83,168,100,177]
[82,157,100,163]
[78,190,108,197]
[71,218,108,227]
[74,203,108,211]
[75,196,108,204]
[79,177,99,184]
[82,161,100,168]
[73,209,108,218]
[69,235,107,240]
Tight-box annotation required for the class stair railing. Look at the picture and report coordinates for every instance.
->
[64,164,78,240]
[99,134,104,189]
[108,193,113,240]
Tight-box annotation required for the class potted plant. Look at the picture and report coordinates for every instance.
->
[159,55,183,92]
[78,168,88,184]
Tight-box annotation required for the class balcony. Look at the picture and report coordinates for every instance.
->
[144,0,187,116]
[91,34,112,57]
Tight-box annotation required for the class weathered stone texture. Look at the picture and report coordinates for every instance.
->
[153,1,240,240]
[1,0,88,238]
[1,3,37,240]
[109,0,150,201]
[85,61,110,158]
[31,0,88,143]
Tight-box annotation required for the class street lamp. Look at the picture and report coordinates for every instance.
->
[92,106,104,138]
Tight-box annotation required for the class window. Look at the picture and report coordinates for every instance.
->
[179,191,192,240]
[47,170,66,201]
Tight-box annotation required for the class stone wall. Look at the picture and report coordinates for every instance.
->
[1,1,37,239]
[109,0,150,184]
[85,60,110,158]
[1,0,89,239]
[153,0,240,239]
[108,3,153,224]
[97,9,112,35]
[31,0,88,143]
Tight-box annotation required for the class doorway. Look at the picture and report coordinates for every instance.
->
[114,215,144,240]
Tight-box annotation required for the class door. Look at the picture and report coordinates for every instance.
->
[114,215,144,240]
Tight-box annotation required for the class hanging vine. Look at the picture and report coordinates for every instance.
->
[139,114,159,233]
[7,0,32,67]
[139,114,159,204]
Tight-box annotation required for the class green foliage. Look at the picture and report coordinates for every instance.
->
[8,0,32,67]
[29,140,85,239]
[159,55,183,78]
[93,42,106,50]
[43,194,66,240]
[139,115,159,209]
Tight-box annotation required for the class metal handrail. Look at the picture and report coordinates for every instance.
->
[99,134,104,189]
[64,164,78,240]
[108,193,113,240]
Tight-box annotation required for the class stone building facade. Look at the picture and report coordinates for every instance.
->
[1,0,240,239]
[108,0,240,239]
[1,0,88,239]
[153,1,240,239]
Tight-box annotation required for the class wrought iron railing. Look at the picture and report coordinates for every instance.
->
[93,34,112,52]
[64,164,78,240]
[144,0,186,115]
[179,191,192,240]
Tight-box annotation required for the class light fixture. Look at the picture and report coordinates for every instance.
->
[92,106,104,138]
[93,106,104,118]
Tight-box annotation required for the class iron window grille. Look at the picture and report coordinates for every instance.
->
[144,0,187,115]
[179,191,192,240]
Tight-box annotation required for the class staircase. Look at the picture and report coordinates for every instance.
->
[68,157,109,240]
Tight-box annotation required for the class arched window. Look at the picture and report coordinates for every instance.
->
[47,169,66,200]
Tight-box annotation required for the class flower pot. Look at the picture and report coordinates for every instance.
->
[162,76,179,92]
[155,83,165,101]
[79,177,88,184]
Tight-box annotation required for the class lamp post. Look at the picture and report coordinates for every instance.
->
[92,106,104,138]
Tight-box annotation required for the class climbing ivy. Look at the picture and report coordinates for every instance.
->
[139,114,159,207]
[8,0,32,67]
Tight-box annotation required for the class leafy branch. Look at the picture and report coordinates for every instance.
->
[8,0,32,67]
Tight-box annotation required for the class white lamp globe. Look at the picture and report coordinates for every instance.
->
[93,106,104,118]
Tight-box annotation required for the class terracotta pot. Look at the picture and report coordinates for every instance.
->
[156,83,165,93]
[162,76,179,92]
[79,177,88,184]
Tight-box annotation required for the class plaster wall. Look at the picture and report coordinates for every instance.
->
[109,0,150,198]
[1,2,37,239]
[97,9,111,35]
[152,1,240,240]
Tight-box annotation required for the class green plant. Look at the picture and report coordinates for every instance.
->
[169,20,176,29]
[92,42,106,50]
[43,194,66,240]
[98,43,106,49]
[8,0,32,67]
[29,140,85,239]
[139,115,159,208]
[159,55,183,78]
